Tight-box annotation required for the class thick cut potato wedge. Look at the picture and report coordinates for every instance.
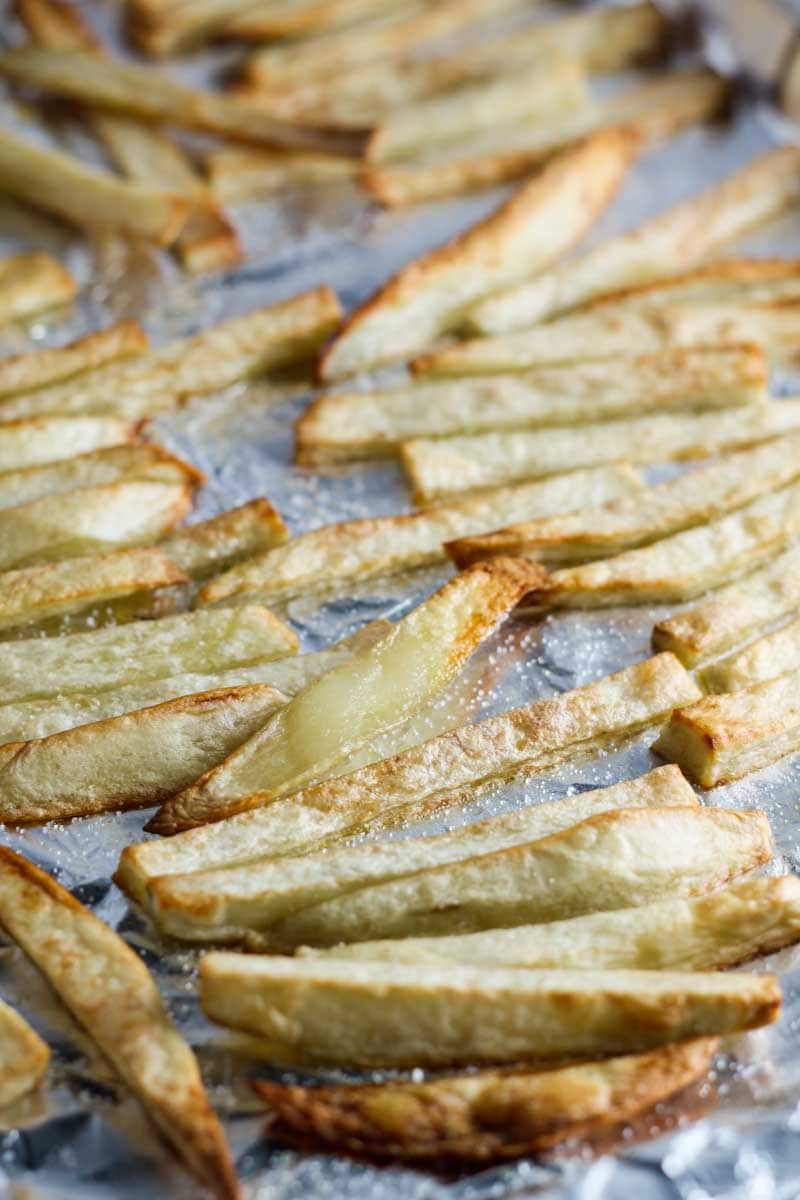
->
[655,668,800,786]
[415,300,800,377]
[200,466,641,606]
[700,618,800,693]
[528,478,800,609]
[470,146,800,333]
[0,480,192,571]
[0,683,288,822]
[0,998,50,1106]
[448,433,800,568]
[0,443,203,510]
[299,345,765,464]
[307,876,800,972]
[150,558,546,833]
[0,547,185,635]
[160,499,288,580]
[147,767,698,944]
[0,320,145,400]
[318,129,640,380]
[652,545,800,667]
[117,656,700,903]
[0,621,389,746]
[0,848,237,1198]
[200,953,780,1068]
[0,48,369,158]
[0,288,342,422]
[0,415,138,472]
[0,251,75,323]
[253,1038,714,1164]
[0,605,297,704]
[267,806,771,949]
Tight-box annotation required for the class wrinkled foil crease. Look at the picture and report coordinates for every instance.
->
[1,2,800,1197]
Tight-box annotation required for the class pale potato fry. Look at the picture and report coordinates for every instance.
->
[0,547,185,635]
[0,251,75,323]
[529,478,800,610]
[200,466,641,606]
[0,415,139,473]
[0,127,190,245]
[652,546,800,667]
[200,953,780,1068]
[0,605,298,704]
[0,443,203,510]
[470,146,800,333]
[299,345,765,463]
[0,621,390,746]
[587,256,800,311]
[318,129,640,380]
[656,668,800,786]
[118,655,700,902]
[224,0,401,41]
[150,558,546,834]
[208,146,357,202]
[147,768,698,944]
[252,1039,715,1164]
[307,876,800,973]
[415,300,800,376]
[0,321,145,401]
[701,618,800,693]
[0,288,342,421]
[0,47,370,157]
[447,433,800,568]
[0,847,237,1197]
[0,682,290,822]
[0,998,50,1107]
[366,59,588,162]
[401,402,800,502]
[0,480,192,571]
[160,499,288,580]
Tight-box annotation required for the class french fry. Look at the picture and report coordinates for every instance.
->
[653,547,800,668]
[0,251,75,324]
[0,47,370,157]
[586,256,800,311]
[299,345,765,464]
[0,621,390,746]
[200,466,642,606]
[414,300,800,376]
[270,806,772,950]
[0,682,291,822]
[147,767,699,944]
[470,146,800,334]
[318,129,640,380]
[0,128,190,245]
[0,415,139,473]
[0,321,145,402]
[363,72,726,204]
[366,59,588,162]
[306,875,800,973]
[118,654,700,901]
[0,443,203,510]
[447,433,800,568]
[200,952,780,1068]
[0,605,298,704]
[150,558,546,834]
[252,1039,715,1164]
[401,402,800,503]
[0,547,185,635]
[16,0,243,275]
[700,618,800,693]
[208,146,357,202]
[0,480,192,571]
[0,847,237,1198]
[656,668,800,785]
[528,478,800,609]
[160,499,288,580]
[224,0,402,41]
[0,998,50,1106]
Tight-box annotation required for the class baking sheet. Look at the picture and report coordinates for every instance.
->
[2,3,800,1197]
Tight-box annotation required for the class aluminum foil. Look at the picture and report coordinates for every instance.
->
[2,3,800,1197]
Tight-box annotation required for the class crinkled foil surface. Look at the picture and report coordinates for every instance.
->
[2,2,800,1197]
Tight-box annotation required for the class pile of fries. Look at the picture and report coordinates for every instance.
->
[2,2,800,1198]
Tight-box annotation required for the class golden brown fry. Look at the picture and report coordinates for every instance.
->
[0,998,50,1107]
[0,251,75,323]
[0,414,139,473]
[160,498,288,580]
[0,321,146,401]
[207,146,357,202]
